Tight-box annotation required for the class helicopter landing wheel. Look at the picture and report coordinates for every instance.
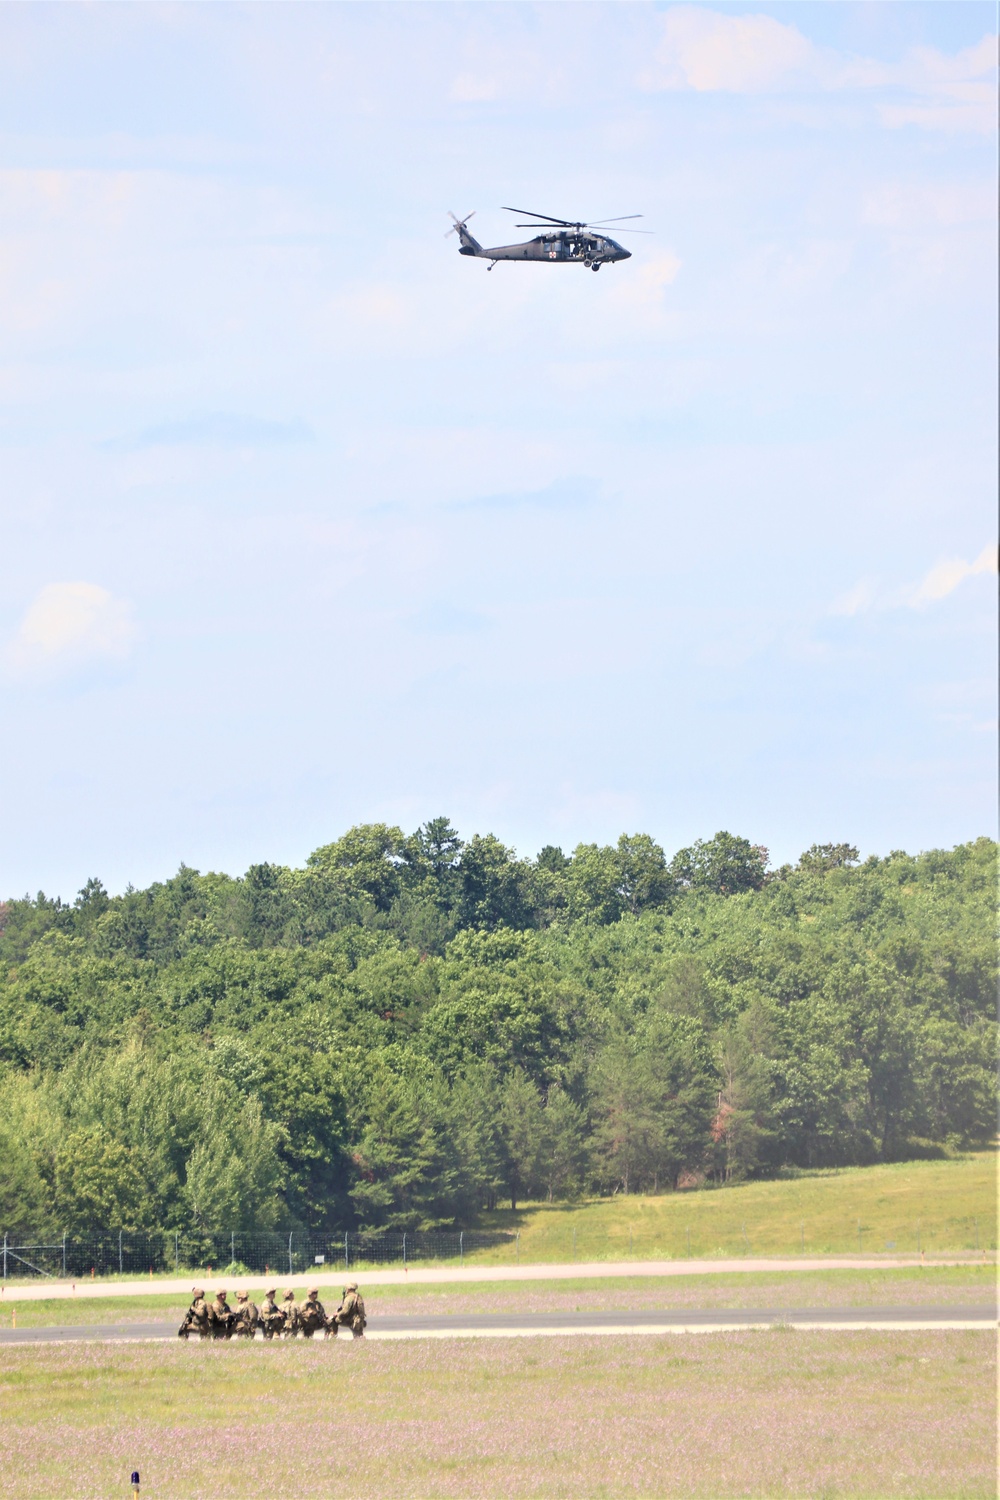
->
[591,263,601,272]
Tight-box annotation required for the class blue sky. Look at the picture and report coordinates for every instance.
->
[0,2,995,897]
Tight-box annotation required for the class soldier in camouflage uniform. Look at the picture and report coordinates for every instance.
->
[232,1290,259,1339]
[334,1281,366,1338]
[178,1288,211,1340]
[208,1289,235,1339]
[259,1287,284,1340]
[298,1287,327,1339]
[280,1288,300,1338]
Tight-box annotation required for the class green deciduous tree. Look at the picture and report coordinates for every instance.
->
[182,1093,285,1231]
[54,1127,152,1234]
[670,832,769,895]
[456,834,533,929]
[566,834,671,923]
[307,824,407,911]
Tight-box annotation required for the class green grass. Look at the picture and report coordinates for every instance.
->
[0,1331,994,1497]
[471,1151,998,1263]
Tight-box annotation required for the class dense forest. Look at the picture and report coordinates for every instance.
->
[0,823,995,1239]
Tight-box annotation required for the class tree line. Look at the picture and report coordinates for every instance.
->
[0,824,995,1239]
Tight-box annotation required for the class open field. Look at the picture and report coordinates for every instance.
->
[1,1330,994,1498]
[3,1265,995,1329]
[474,1152,998,1263]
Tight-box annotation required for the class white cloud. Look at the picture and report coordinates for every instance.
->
[7,582,135,675]
[877,37,997,135]
[640,8,814,94]
[905,544,997,607]
[831,578,879,618]
[833,545,997,616]
[641,8,996,133]
[615,252,682,307]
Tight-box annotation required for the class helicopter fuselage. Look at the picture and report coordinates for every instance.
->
[458,225,630,269]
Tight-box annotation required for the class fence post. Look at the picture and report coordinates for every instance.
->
[516,1231,520,1266]
[3,1233,6,1282]
[231,1232,235,1266]
[175,1231,179,1273]
[288,1232,293,1277]
[119,1229,123,1276]
[402,1233,406,1269]
[62,1232,67,1278]
[344,1233,348,1271]
[459,1231,463,1267]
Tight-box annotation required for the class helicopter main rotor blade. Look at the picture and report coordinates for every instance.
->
[587,215,644,225]
[515,222,653,234]
[502,206,576,226]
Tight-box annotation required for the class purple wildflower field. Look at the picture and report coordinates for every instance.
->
[1,1329,994,1498]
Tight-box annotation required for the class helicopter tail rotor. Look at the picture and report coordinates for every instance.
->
[446,211,483,257]
[445,211,476,238]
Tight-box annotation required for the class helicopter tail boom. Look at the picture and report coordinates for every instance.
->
[446,212,483,256]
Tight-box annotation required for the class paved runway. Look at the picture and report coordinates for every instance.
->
[2,1305,995,1344]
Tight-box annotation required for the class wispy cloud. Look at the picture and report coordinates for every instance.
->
[107,412,313,450]
[640,9,996,133]
[833,545,997,616]
[906,544,997,607]
[7,582,136,676]
[641,9,814,94]
[448,477,600,514]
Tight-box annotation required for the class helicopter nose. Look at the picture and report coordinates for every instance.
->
[620,248,631,259]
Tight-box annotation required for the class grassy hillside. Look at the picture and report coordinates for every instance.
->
[472,1152,998,1262]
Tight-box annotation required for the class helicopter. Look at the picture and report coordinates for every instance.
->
[446,207,649,271]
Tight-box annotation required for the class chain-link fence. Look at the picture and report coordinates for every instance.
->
[3,1215,991,1281]
[0,1229,516,1281]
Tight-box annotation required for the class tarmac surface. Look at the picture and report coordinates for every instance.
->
[1,1305,995,1344]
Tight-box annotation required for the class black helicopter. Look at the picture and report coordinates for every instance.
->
[447,207,649,271]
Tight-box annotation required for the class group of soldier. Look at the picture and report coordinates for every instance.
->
[178,1283,366,1341]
